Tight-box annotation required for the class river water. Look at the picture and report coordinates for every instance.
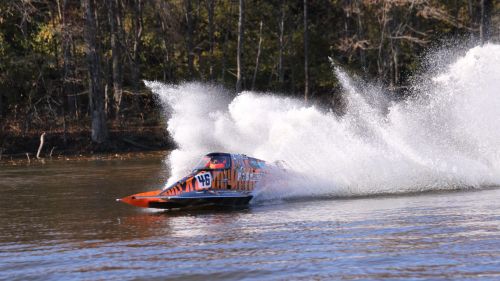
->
[1,153,499,280]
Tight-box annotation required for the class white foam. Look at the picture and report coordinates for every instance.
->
[146,44,500,200]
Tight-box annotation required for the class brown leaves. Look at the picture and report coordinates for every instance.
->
[336,36,371,53]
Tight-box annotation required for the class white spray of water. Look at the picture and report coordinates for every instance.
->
[146,44,500,200]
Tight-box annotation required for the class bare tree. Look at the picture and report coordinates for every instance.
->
[355,0,366,71]
[156,0,179,82]
[82,0,108,143]
[107,0,123,118]
[303,0,309,102]
[480,0,492,44]
[57,0,78,119]
[207,0,216,80]
[377,2,388,78]
[56,0,71,144]
[158,15,171,81]
[131,0,143,93]
[221,1,234,83]
[278,0,285,89]
[251,20,263,91]
[185,0,194,76]
[236,0,244,93]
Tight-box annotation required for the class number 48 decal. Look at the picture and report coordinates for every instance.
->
[195,172,212,189]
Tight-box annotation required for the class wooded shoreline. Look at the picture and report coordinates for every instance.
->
[0,1,498,155]
[0,122,174,160]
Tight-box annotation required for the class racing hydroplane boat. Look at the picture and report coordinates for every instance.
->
[117,152,269,210]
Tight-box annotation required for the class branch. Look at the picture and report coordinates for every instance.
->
[36,132,46,159]
[388,35,429,45]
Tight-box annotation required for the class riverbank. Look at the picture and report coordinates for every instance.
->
[0,150,170,167]
[0,123,175,162]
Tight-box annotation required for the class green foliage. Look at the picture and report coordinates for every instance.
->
[0,0,498,122]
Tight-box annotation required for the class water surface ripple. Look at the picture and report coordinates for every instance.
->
[1,156,499,280]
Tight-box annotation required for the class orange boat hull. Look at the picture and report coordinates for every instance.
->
[118,190,163,208]
[117,153,270,210]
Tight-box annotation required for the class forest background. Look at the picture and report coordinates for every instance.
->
[0,0,498,157]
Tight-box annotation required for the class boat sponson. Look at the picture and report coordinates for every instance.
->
[147,195,253,209]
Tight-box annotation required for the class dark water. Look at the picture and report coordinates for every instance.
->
[1,154,500,280]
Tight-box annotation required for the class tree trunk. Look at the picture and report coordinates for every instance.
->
[185,0,194,77]
[156,0,173,82]
[159,16,171,82]
[236,0,244,93]
[303,0,309,103]
[356,0,366,72]
[207,0,215,80]
[377,2,388,79]
[59,0,76,118]
[480,0,492,44]
[278,0,285,88]
[251,20,263,91]
[453,0,460,35]
[82,0,108,143]
[71,40,80,119]
[36,132,46,159]
[221,28,229,82]
[221,1,234,83]
[108,0,123,119]
[467,0,479,39]
[131,0,143,93]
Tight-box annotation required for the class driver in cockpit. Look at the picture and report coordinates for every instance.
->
[209,157,226,169]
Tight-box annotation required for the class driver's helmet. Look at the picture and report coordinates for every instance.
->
[209,157,226,169]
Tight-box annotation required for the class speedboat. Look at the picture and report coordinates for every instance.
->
[117,152,269,210]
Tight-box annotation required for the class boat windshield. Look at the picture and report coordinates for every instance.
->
[193,155,231,170]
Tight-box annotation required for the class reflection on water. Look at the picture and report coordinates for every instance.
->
[1,154,500,280]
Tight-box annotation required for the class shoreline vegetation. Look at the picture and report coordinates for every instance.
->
[1,1,498,158]
[0,119,174,161]
[0,102,174,161]
[0,150,169,166]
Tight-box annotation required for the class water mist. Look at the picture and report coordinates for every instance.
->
[146,44,500,200]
